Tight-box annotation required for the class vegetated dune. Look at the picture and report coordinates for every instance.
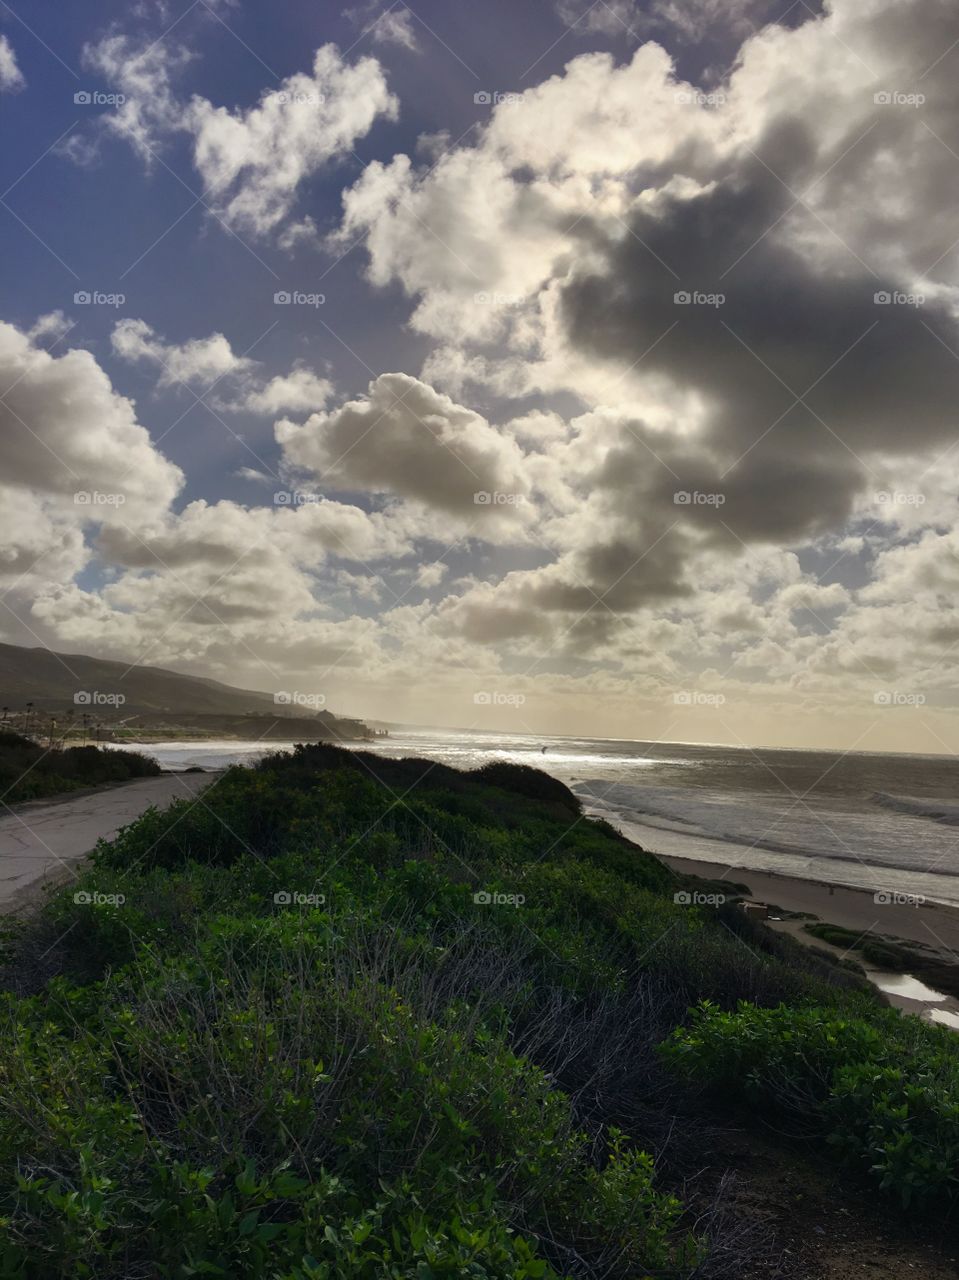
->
[0,743,955,1278]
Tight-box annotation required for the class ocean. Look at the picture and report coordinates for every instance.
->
[128,730,959,906]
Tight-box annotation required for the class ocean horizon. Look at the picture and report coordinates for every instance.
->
[125,729,959,908]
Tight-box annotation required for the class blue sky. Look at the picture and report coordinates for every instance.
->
[2,0,959,751]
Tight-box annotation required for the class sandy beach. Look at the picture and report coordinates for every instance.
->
[658,854,959,953]
[660,853,959,1026]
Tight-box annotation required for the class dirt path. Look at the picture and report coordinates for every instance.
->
[0,772,218,912]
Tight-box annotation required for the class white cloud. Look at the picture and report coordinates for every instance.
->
[0,319,182,518]
[243,366,333,416]
[345,4,419,50]
[0,319,180,598]
[111,320,331,415]
[111,319,252,389]
[0,35,25,91]
[277,372,533,522]
[85,36,397,243]
[84,35,188,159]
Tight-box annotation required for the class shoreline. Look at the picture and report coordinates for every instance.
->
[659,852,959,1027]
[656,853,959,955]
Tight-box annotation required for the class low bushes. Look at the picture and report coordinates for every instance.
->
[0,743,942,1276]
[0,731,159,804]
[661,1000,959,1211]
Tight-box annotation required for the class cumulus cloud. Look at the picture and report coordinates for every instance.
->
[555,0,786,44]
[12,0,959,744]
[111,319,252,389]
[111,320,330,415]
[243,366,333,416]
[345,3,419,50]
[0,318,180,605]
[0,34,25,91]
[84,37,397,243]
[0,319,182,517]
[338,0,959,676]
[277,372,532,521]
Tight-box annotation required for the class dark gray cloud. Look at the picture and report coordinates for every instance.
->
[559,126,959,552]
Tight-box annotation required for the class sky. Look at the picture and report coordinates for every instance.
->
[1,0,959,752]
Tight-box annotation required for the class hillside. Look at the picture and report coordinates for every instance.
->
[0,747,956,1277]
[0,642,371,740]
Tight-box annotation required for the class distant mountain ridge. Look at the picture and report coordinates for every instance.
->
[0,642,370,739]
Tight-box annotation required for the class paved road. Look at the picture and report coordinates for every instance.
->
[0,772,217,911]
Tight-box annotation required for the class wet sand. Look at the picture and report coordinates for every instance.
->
[0,772,217,912]
[658,854,959,956]
[659,853,959,1026]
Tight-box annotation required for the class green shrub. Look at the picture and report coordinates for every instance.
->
[662,1000,959,1208]
[0,733,159,804]
[0,742,943,1276]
